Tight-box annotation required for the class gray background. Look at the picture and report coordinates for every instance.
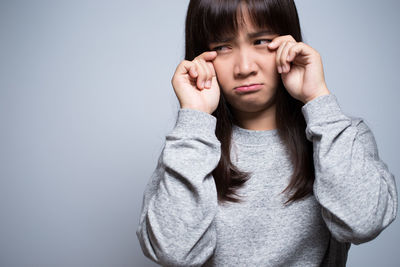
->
[0,0,398,266]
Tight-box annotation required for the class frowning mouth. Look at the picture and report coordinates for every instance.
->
[234,83,263,93]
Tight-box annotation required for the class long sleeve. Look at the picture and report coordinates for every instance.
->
[136,108,221,266]
[301,94,398,245]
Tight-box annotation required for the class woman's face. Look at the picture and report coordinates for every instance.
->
[209,11,280,114]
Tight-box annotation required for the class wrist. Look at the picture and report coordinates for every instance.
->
[303,86,330,104]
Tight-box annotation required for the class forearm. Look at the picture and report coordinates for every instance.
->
[302,94,398,244]
[136,109,221,266]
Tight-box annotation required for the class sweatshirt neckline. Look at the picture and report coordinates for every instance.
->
[232,124,279,145]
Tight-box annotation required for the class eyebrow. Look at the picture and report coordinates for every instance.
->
[212,29,275,44]
[248,29,275,39]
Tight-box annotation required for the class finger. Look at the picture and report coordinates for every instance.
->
[287,42,313,63]
[194,59,208,90]
[280,41,296,73]
[200,59,212,88]
[268,37,282,50]
[173,60,197,87]
[188,64,198,79]
[199,59,211,89]
[196,51,218,62]
[204,61,216,89]
[276,41,289,74]
[207,61,216,77]
[289,42,321,65]
[268,34,296,50]
[192,51,217,89]
[178,60,195,76]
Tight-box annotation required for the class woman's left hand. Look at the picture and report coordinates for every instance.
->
[268,35,330,104]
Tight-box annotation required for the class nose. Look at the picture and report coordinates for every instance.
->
[233,47,257,78]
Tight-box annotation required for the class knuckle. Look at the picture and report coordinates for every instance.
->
[298,41,307,47]
[284,34,295,40]
[180,60,188,68]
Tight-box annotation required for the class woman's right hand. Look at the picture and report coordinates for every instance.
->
[171,51,220,115]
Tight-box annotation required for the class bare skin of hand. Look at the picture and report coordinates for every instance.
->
[171,51,220,114]
[268,35,330,104]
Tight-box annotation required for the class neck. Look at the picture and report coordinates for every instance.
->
[232,104,277,131]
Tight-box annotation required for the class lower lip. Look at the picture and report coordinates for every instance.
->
[235,84,263,93]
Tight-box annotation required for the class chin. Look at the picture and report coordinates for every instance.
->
[230,98,275,113]
[229,92,276,109]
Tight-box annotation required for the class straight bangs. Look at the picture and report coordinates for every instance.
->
[185,0,302,60]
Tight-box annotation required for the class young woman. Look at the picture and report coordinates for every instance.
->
[136,0,398,266]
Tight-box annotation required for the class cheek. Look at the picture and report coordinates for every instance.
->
[260,54,279,79]
[213,59,231,86]
[264,53,277,70]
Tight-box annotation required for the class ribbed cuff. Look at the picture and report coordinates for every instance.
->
[301,94,345,126]
[170,108,218,139]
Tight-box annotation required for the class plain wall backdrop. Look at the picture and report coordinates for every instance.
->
[0,0,399,266]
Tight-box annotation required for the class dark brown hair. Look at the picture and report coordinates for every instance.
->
[184,0,315,205]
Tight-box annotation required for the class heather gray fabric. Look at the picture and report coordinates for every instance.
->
[136,94,398,267]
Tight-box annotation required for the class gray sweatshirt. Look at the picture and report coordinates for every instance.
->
[136,94,398,267]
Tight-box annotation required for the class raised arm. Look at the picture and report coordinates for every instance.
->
[301,94,398,245]
[136,108,221,266]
